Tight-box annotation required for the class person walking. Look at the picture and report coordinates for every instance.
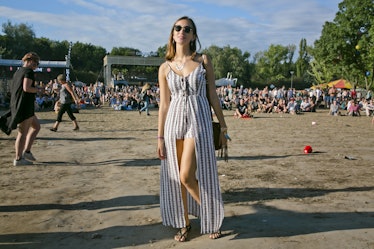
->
[157,16,228,242]
[139,89,153,115]
[0,52,43,166]
[50,74,79,132]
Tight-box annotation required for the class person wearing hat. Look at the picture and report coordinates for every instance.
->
[0,52,44,166]
[50,74,80,132]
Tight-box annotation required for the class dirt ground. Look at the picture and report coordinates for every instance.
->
[0,106,373,249]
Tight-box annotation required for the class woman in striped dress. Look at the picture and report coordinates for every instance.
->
[157,16,228,242]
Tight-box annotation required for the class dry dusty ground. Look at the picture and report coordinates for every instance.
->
[0,106,373,249]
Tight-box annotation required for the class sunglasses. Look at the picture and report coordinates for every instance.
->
[174,25,193,34]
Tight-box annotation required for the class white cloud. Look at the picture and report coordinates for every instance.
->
[0,0,340,56]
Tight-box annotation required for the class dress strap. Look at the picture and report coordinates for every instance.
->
[166,61,172,68]
[165,61,174,76]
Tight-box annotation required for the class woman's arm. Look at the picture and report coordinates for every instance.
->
[203,54,227,130]
[157,62,171,160]
[23,78,42,94]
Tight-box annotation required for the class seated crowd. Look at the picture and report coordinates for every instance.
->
[15,78,159,113]
[216,84,373,118]
[217,85,318,118]
[2,77,372,119]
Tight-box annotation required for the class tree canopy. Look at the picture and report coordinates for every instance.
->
[1,0,373,90]
[312,0,374,89]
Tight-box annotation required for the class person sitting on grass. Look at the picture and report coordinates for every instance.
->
[286,98,299,115]
[347,100,361,116]
[329,99,341,116]
[234,98,250,118]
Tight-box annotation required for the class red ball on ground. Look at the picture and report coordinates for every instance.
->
[304,145,312,154]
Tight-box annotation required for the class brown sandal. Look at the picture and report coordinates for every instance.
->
[174,224,191,242]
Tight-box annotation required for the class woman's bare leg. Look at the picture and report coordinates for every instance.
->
[179,138,200,205]
[15,117,33,160]
[24,116,40,152]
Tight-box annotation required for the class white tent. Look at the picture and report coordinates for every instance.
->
[215,77,237,87]
[215,72,237,87]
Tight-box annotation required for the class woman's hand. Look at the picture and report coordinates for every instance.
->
[157,139,166,160]
[219,126,228,146]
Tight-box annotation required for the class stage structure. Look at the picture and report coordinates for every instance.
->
[0,42,72,77]
[0,58,68,70]
[103,55,164,86]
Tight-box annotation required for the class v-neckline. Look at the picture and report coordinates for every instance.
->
[170,63,202,78]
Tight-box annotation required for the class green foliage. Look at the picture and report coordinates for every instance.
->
[157,45,167,59]
[312,0,374,89]
[202,45,251,86]
[252,44,295,85]
[71,42,106,73]
[307,59,334,85]
[295,38,311,78]
[110,47,141,56]
[1,21,35,59]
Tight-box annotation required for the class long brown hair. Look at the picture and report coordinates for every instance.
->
[165,16,201,61]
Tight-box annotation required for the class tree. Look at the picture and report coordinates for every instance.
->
[110,47,141,56]
[203,45,251,86]
[295,38,311,78]
[33,37,54,60]
[307,59,334,85]
[252,44,295,85]
[1,21,35,59]
[71,42,106,75]
[157,45,167,59]
[359,22,374,89]
[312,0,374,89]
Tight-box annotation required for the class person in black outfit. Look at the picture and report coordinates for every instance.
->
[234,98,249,118]
[0,52,44,166]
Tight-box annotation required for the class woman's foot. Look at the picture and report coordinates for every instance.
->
[73,126,79,131]
[50,127,57,132]
[174,224,191,242]
[209,231,222,239]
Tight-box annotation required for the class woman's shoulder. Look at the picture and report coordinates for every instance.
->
[160,60,169,67]
[160,61,170,71]
[159,61,171,77]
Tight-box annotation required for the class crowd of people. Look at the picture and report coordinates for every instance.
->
[216,85,319,118]
[1,78,157,113]
[213,84,373,119]
[2,76,373,120]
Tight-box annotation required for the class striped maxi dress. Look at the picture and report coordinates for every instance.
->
[160,61,224,234]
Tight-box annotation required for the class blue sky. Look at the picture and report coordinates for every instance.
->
[0,0,341,57]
